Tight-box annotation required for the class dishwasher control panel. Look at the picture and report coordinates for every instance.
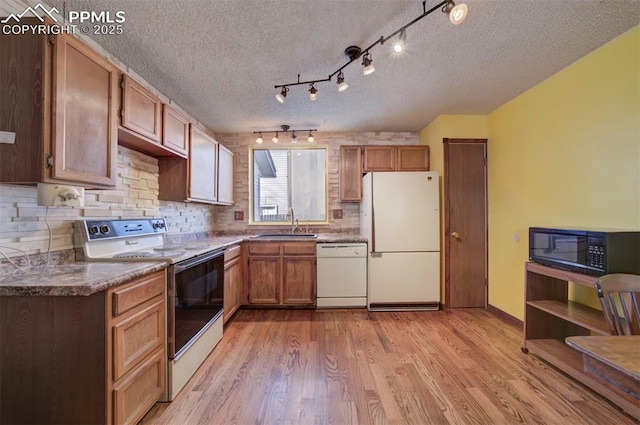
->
[316,243,367,258]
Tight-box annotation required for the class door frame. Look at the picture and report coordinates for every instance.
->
[443,138,488,309]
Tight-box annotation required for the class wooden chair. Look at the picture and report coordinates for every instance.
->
[595,273,640,335]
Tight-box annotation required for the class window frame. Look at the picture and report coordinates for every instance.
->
[248,145,329,226]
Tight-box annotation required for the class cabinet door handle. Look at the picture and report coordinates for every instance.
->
[451,232,460,239]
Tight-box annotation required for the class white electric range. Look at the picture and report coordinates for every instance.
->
[76,218,226,401]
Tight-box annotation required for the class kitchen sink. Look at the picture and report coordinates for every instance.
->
[252,233,318,239]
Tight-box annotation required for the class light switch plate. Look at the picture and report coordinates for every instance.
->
[0,131,16,144]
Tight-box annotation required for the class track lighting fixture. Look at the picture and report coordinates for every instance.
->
[273,0,468,101]
[275,86,289,103]
[443,0,468,25]
[253,125,318,144]
[337,71,349,92]
[361,52,375,76]
[393,29,406,53]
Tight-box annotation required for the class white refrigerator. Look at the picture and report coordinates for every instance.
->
[360,171,441,311]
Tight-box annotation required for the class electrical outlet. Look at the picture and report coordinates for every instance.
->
[37,183,85,207]
[333,209,343,219]
[234,211,244,221]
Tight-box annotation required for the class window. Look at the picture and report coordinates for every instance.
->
[251,147,327,224]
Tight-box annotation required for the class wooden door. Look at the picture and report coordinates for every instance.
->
[444,139,488,308]
[339,146,363,202]
[52,34,118,187]
[223,256,242,322]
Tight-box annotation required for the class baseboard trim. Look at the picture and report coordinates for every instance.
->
[487,304,523,329]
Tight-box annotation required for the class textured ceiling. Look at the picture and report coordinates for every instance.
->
[14,1,640,132]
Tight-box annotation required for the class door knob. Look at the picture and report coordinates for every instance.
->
[451,231,460,239]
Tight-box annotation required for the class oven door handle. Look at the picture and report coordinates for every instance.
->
[173,248,226,272]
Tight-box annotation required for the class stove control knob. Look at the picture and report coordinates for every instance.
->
[99,225,110,234]
[153,222,160,229]
[88,225,100,236]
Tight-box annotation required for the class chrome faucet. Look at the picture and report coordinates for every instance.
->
[289,208,298,234]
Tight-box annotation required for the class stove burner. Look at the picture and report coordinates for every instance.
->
[113,252,156,259]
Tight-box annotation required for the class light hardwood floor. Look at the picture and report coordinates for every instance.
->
[141,309,636,425]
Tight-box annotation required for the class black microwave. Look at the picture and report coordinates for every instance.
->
[529,227,640,276]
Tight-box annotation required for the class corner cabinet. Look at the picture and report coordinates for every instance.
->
[158,126,221,204]
[247,242,316,307]
[522,262,638,417]
[0,29,118,188]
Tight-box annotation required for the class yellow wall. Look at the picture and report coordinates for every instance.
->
[487,26,640,319]
[420,26,639,319]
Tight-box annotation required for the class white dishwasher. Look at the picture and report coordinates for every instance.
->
[316,243,367,308]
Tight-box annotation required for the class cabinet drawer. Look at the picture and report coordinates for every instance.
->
[282,243,316,255]
[224,244,241,262]
[112,298,165,381]
[112,271,165,317]
[112,348,165,425]
[249,243,281,255]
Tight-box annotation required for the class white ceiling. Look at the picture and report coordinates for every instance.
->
[23,1,640,132]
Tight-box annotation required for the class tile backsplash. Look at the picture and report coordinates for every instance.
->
[0,146,216,259]
[0,132,419,260]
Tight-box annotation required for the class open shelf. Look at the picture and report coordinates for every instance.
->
[527,300,610,335]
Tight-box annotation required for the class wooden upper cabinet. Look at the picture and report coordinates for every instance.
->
[188,126,218,203]
[52,34,118,187]
[121,75,162,142]
[162,104,189,157]
[339,146,363,202]
[397,146,429,171]
[0,29,117,188]
[217,144,235,205]
[363,145,429,172]
[363,146,396,171]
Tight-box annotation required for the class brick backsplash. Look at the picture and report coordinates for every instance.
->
[0,132,418,260]
[0,146,216,259]
[214,131,419,234]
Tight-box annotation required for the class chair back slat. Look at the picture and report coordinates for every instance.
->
[595,274,640,336]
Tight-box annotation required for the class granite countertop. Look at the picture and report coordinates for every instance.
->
[0,262,167,296]
[0,233,367,297]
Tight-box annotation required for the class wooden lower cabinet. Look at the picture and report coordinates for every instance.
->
[224,245,243,322]
[247,242,316,307]
[0,269,167,425]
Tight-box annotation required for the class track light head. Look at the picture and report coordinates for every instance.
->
[291,131,298,143]
[272,131,279,144]
[443,1,468,25]
[275,86,289,103]
[393,29,406,53]
[337,71,349,92]
[307,131,315,143]
[309,84,318,101]
[256,132,263,144]
[362,52,375,76]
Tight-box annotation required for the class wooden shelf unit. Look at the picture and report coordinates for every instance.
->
[523,262,640,418]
